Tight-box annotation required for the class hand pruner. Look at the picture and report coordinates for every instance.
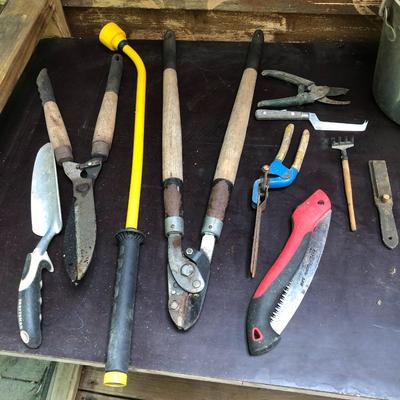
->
[250,124,310,278]
[257,70,350,108]
[36,54,123,283]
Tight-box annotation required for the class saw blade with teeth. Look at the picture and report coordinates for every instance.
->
[270,211,331,335]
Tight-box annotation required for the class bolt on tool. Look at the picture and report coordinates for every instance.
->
[250,124,310,278]
[162,30,264,330]
[331,136,357,231]
[36,55,123,283]
[257,70,350,108]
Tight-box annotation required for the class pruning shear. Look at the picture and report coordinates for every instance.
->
[36,54,123,283]
[250,124,310,278]
[257,70,350,108]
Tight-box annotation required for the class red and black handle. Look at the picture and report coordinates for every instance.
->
[247,190,331,355]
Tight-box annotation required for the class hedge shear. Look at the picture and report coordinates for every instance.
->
[250,124,310,278]
[257,70,350,108]
[36,54,123,283]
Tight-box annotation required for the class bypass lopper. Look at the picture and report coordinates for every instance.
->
[163,30,264,330]
[250,124,310,277]
[257,70,350,108]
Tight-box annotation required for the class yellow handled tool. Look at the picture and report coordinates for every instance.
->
[99,22,147,388]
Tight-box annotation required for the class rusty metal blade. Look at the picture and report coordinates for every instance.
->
[62,161,100,283]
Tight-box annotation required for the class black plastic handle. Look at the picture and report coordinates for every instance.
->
[246,235,311,355]
[245,30,264,70]
[163,30,176,70]
[17,251,52,348]
[105,229,144,383]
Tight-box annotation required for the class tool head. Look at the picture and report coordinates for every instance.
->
[62,160,102,283]
[31,143,62,237]
[331,136,354,151]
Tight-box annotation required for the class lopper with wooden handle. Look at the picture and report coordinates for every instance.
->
[164,29,264,330]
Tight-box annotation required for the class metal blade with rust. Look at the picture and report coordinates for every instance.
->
[63,160,102,283]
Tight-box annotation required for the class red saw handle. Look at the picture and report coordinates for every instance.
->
[247,189,331,355]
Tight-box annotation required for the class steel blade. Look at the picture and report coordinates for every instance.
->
[168,247,211,330]
[31,143,62,236]
[270,211,331,334]
[63,161,99,282]
[309,113,368,132]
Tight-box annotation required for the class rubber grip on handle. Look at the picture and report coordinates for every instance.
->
[247,190,331,355]
[163,30,176,70]
[17,252,52,348]
[36,68,55,104]
[104,229,144,387]
[106,54,124,93]
[247,236,311,355]
[246,30,264,70]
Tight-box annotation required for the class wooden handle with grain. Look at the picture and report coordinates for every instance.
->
[342,159,357,231]
[162,30,183,181]
[92,54,124,160]
[214,30,264,183]
[36,69,73,165]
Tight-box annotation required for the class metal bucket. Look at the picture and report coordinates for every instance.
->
[373,0,400,124]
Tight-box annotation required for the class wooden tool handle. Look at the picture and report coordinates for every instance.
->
[162,31,183,181]
[36,69,73,164]
[214,30,264,183]
[292,129,310,171]
[92,54,124,160]
[342,159,357,231]
[275,124,294,161]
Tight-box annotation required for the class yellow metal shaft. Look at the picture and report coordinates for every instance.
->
[122,44,146,229]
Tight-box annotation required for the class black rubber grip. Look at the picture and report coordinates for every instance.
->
[106,54,124,93]
[36,69,56,104]
[245,30,264,70]
[247,234,311,355]
[163,30,176,70]
[17,252,51,349]
[105,229,144,374]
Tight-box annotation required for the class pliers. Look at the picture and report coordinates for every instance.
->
[250,124,310,278]
[257,70,350,108]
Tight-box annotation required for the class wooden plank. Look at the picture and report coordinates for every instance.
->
[64,7,381,42]
[0,0,70,113]
[76,392,138,400]
[62,0,380,16]
[0,355,53,400]
[46,363,82,400]
[78,367,375,400]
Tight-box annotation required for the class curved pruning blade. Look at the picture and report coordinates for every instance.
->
[167,248,210,330]
[270,211,331,335]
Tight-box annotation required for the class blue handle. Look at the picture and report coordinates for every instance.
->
[251,160,299,206]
